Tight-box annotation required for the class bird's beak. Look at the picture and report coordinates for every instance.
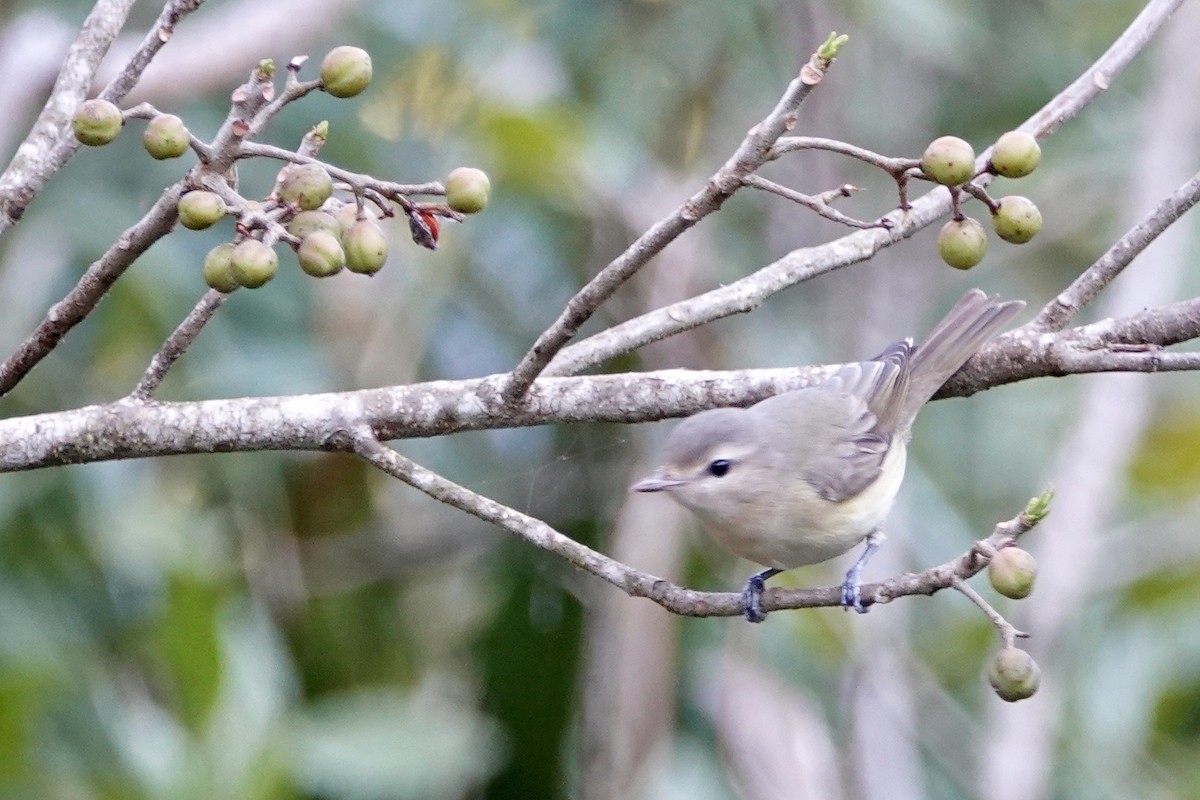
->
[630,470,684,493]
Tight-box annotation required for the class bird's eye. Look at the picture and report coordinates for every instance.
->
[708,459,732,478]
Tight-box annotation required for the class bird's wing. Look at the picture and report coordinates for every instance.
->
[753,359,902,502]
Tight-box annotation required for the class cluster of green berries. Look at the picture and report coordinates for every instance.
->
[920,131,1043,270]
[199,200,388,291]
[985,545,1040,702]
[69,45,493,294]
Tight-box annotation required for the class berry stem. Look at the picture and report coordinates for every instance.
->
[961,183,1001,214]
[951,576,1029,648]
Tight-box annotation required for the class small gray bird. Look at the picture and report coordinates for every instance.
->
[632,289,1024,622]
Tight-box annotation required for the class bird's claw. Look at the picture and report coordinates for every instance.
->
[840,574,868,614]
[741,580,768,623]
[740,568,780,623]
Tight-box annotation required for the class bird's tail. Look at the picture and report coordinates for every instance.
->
[882,289,1024,433]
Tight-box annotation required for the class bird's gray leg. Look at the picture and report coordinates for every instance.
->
[841,530,885,614]
[741,568,782,623]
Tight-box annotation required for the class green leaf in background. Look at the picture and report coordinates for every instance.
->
[1128,403,1200,506]
[156,572,224,733]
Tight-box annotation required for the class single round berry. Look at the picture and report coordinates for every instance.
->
[333,202,378,234]
[444,167,491,214]
[320,46,373,98]
[342,219,388,275]
[203,243,239,293]
[230,239,278,288]
[288,210,340,240]
[988,546,1038,599]
[988,648,1040,702]
[72,99,123,146]
[937,217,988,269]
[990,131,1041,178]
[177,191,226,230]
[921,136,976,186]
[278,163,333,211]
[297,231,346,278]
[143,114,190,160]
[991,196,1042,244]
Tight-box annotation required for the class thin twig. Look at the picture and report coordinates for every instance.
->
[951,576,1028,648]
[0,181,186,397]
[97,0,205,103]
[203,62,279,173]
[130,290,230,401]
[500,41,844,403]
[537,0,1185,378]
[243,77,323,143]
[1025,166,1200,332]
[741,175,889,230]
[0,0,135,231]
[0,0,205,234]
[960,182,1001,214]
[237,141,452,201]
[771,135,919,175]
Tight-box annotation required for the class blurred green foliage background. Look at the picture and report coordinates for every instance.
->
[0,1,1199,798]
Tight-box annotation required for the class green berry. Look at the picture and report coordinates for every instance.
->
[177,191,226,230]
[988,648,1040,702]
[937,217,987,269]
[202,243,239,293]
[333,202,377,237]
[991,196,1042,244]
[297,231,346,277]
[921,136,975,186]
[287,210,340,240]
[444,167,491,214]
[143,114,190,160]
[988,546,1038,599]
[72,99,123,146]
[278,163,333,211]
[230,239,278,288]
[320,46,373,98]
[342,219,388,274]
[990,131,1041,179]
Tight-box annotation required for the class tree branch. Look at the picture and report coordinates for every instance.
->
[340,425,1045,617]
[236,141,444,201]
[0,0,204,234]
[538,0,1186,378]
[0,181,186,397]
[1026,165,1200,332]
[4,298,1200,472]
[741,175,886,230]
[500,40,843,402]
[130,289,229,401]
